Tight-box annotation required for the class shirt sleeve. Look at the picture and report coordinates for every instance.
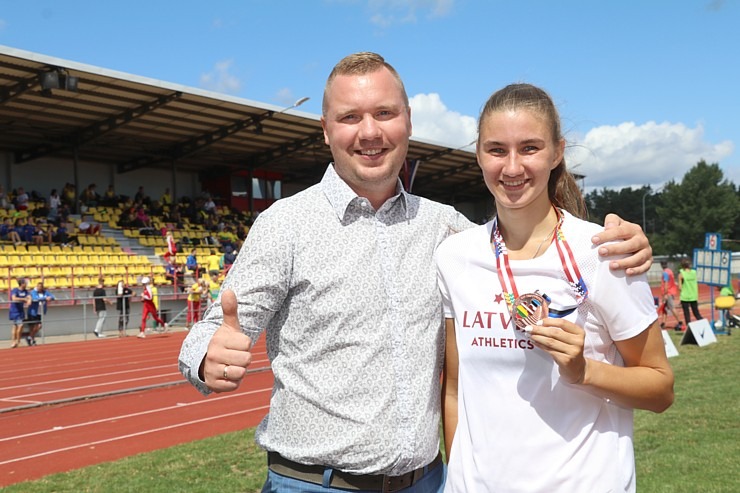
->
[591,256,657,342]
[178,205,293,395]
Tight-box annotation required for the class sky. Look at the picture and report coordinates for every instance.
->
[0,0,738,192]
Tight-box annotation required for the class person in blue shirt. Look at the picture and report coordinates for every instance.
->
[9,278,30,348]
[27,281,55,345]
[186,248,204,277]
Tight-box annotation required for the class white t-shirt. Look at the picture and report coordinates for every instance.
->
[436,211,656,493]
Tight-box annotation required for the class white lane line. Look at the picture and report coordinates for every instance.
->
[0,386,271,443]
[7,372,184,399]
[0,357,270,392]
[0,403,271,465]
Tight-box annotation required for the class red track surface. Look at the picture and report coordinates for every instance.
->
[0,331,272,488]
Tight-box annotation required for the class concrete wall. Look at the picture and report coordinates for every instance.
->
[0,151,200,205]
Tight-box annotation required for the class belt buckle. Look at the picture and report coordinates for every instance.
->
[383,472,413,493]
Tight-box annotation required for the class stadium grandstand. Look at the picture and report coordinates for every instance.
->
[0,44,508,340]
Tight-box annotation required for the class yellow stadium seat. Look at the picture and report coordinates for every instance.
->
[56,276,72,289]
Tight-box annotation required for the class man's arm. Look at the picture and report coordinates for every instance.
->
[591,213,652,276]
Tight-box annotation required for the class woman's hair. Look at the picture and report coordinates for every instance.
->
[477,83,587,219]
[681,258,691,269]
[322,52,408,115]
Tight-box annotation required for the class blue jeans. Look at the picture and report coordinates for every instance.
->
[261,462,446,493]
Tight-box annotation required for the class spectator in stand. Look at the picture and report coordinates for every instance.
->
[48,189,61,221]
[101,184,119,207]
[92,278,112,338]
[52,221,72,245]
[206,249,222,278]
[138,276,167,338]
[134,207,153,230]
[30,218,51,246]
[168,206,184,229]
[186,278,204,328]
[134,186,150,206]
[203,195,217,215]
[116,280,133,337]
[0,218,22,245]
[149,199,164,217]
[18,218,35,244]
[0,184,9,209]
[78,220,101,236]
[217,226,238,250]
[163,230,177,262]
[186,248,204,278]
[14,186,29,211]
[165,261,186,292]
[61,183,76,209]
[27,281,55,346]
[160,187,173,207]
[117,207,136,229]
[9,278,30,348]
[221,245,236,274]
[79,183,100,210]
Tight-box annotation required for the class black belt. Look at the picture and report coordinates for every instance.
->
[267,452,443,492]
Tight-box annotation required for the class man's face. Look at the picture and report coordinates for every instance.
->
[321,67,412,201]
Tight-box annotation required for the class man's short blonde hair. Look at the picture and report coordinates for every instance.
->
[322,52,409,115]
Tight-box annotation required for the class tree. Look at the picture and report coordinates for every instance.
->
[585,186,648,226]
[656,160,739,256]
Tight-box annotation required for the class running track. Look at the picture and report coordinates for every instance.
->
[0,331,272,488]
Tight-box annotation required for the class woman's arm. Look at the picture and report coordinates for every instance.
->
[530,319,674,413]
[442,318,460,461]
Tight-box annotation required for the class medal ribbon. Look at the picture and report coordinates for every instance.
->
[491,207,589,314]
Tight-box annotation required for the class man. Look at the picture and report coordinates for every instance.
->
[660,260,682,330]
[9,278,30,348]
[27,281,55,345]
[180,52,652,492]
[185,248,204,278]
[92,278,111,338]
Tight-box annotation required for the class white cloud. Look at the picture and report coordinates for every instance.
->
[367,0,454,27]
[274,88,296,106]
[567,121,735,189]
[409,93,477,149]
[199,60,242,95]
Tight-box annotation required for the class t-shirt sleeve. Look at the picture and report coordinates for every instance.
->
[591,257,657,341]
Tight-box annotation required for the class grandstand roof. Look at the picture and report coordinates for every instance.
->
[0,45,490,205]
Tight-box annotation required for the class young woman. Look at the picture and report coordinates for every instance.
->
[436,84,674,492]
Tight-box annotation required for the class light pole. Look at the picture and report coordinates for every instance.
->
[249,97,310,215]
[642,186,663,232]
[278,96,310,114]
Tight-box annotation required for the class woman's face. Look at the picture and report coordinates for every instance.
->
[476,109,564,213]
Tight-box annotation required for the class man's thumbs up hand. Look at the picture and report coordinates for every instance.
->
[202,289,253,392]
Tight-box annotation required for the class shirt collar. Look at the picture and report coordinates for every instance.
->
[321,164,409,220]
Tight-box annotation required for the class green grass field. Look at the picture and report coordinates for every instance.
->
[8,331,738,493]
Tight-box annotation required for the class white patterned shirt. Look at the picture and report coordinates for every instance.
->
[179,164,473,475]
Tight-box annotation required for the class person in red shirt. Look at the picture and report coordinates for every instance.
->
[163,230,177,262]
[138,277,167,338]
[660,261,683,330]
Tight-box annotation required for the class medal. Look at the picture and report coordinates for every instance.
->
[512,291,550,331]
[491,207,588,332]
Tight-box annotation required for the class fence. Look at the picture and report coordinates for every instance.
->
[0,289,190,344]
